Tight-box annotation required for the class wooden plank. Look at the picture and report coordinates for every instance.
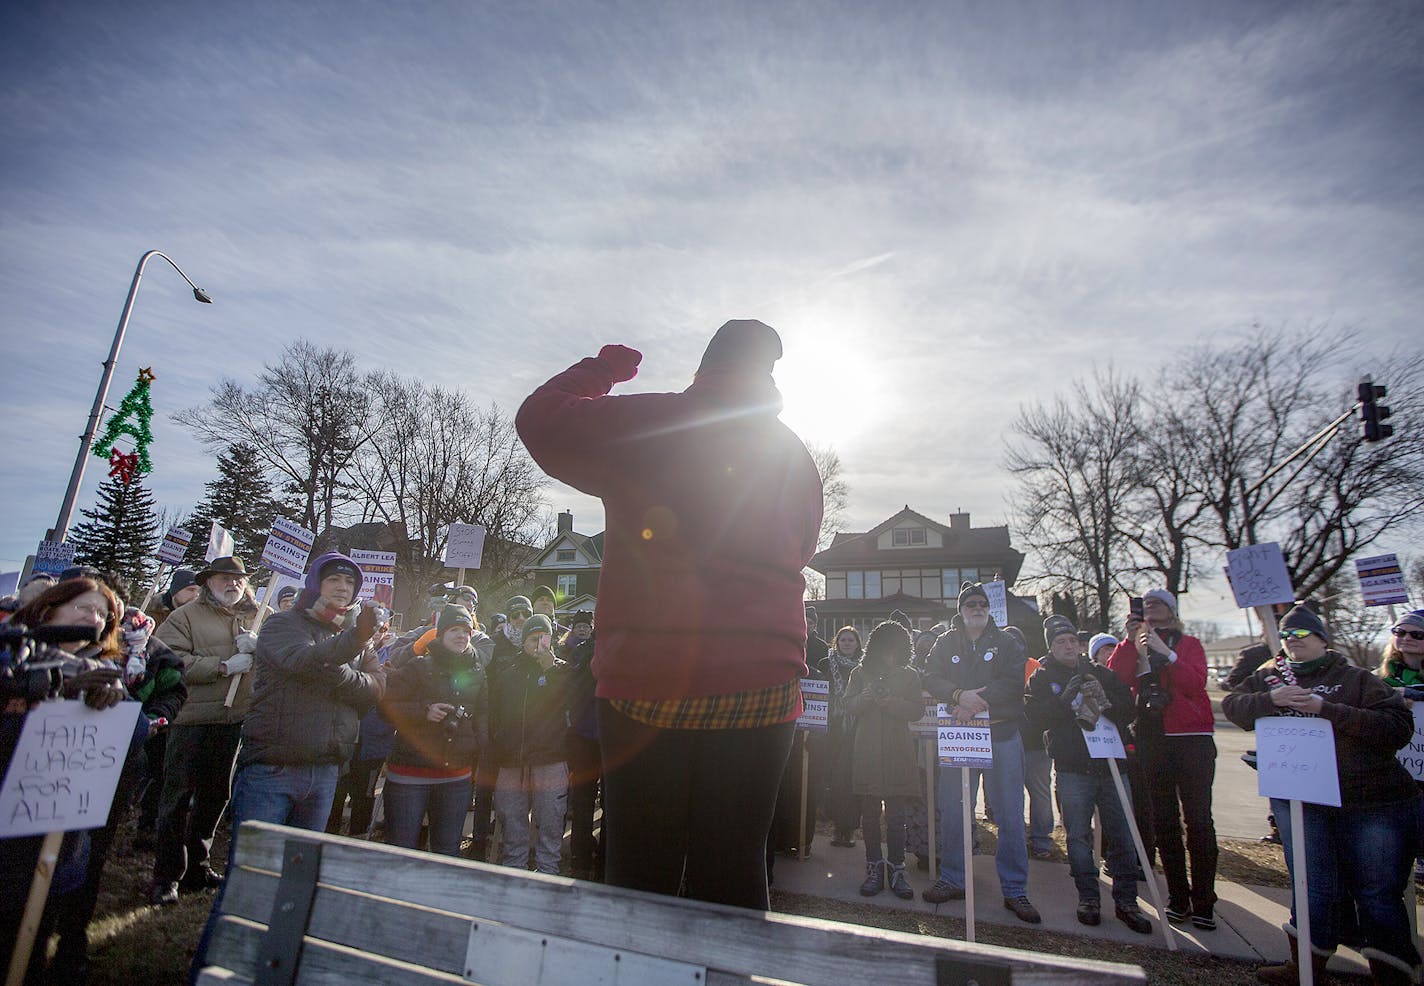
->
[208,914,465,985]
[228,823,1144,985]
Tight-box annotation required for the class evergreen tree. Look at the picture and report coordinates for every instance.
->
[69,475,162,601]
[183,443,286,566]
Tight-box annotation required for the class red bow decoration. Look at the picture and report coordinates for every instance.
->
[108,449,140,484]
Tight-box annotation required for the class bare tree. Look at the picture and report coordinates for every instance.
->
[806,443,849,551]
[1120,392,1211,596]
[184,341,374,532]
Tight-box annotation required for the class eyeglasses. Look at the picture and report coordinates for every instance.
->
[960,601,989,611]
[1392,627,1424,642]
[1278,628,1315,641]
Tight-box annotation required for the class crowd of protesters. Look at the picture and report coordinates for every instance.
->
[2,319,1421,986]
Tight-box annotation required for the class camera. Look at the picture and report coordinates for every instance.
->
[443,704,472,739]
[0,623,98,706]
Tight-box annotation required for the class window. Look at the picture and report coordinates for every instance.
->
[557,574,577,599]
[826,574,847,599]
[865,571,881,598]
[556,549,576,563]
[883,570,902,595]
[892,527,927,547]
[941,569,958,599]
[847,571,864,600]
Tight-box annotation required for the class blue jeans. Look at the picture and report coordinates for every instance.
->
[937,731,1029,898]
[384,778,471,856]
[230,763,340,837]
[1272,796,1422,970]
[1024,747,1054,852]
[1057,769,1137,909]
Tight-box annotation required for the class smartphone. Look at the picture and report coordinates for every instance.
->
[1128,596,1145,620]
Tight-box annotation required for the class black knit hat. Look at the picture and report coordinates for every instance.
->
[437,604,474,633]
[571,610,594,628]
[1280,604,1329,643]
[865,620,912,664]
[957,581,989,610]
[530,585,557,605]
[696,319,783,375]
[1043,615,1078,648]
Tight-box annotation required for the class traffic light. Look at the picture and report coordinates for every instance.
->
[1358,376,1394,443]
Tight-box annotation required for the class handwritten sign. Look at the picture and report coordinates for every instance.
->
[351,548,396,602]
[1397,704,1424,782]
[796,678,829,732]
[0,701,141,837]
[155,526,192,566]
[984,580,1009,628]
[937,706,993,768]
[1225,543,1296,609]
[33,540,76,577]
[260,517,316,580]
[444,523,487,569]
[1081,716,1127,759]
[1356,553,1410,608]
[1255,716,1341,807]
[910,692,939,736]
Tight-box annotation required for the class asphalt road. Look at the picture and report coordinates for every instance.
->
[1208,712,1270,840]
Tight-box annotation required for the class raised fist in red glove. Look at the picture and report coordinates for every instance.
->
[598,345,642,383]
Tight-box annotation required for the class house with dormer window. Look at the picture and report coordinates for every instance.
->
[524,511,604,617]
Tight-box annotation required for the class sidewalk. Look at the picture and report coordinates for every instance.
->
[771,841,1392,977]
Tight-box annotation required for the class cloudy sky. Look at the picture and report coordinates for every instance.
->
[2,1,1420,627]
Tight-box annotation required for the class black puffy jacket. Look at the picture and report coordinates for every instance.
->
[382,643,485,771]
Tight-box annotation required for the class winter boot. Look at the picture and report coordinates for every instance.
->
[859,861,885,896]
[1255,926,1332,985]
[887,863,914,900]
[1361,948,1421,986]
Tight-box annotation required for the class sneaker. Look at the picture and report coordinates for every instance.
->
[150,881,179,906]
[859,861,885,897]
[1116,906,1153,935]
[1164,900,1192,924]
[1029,847,1054,861]
[1076,899,1101,926]
[922,879,965,903]
[179,865,223,892]
[830,837,856,848]
[1003,896,1042,924]
[888,864,914,900]
[1192,910,1217,931]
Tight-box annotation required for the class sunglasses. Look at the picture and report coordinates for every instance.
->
[1278,628,1315,641]
[1392,627,1424,642]
[960,601,990,611]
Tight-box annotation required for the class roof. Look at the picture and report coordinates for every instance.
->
[526,528,605,569]
[808,506,1025,584]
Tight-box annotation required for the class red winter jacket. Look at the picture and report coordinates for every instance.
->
[1106,631,1214,736]
[516,353,824,702]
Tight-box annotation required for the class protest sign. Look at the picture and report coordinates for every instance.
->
[1397,705,1424,782]
[796,678,829,732]
[937,707,992,768]
[909,692,939,736]
[444,523,486,569]
[351,548,397,602]
[1255,716,1341,807]
[33,541,76,577]
[0,572,17,596]
[983,580,1008,628]
[205,522,235,562]
[260,518,316,580]
[155,526,192,566]
[1355,553,1410,607]
[1225,543,1296,609]
[0,701,142,837]
[1081,716,1127,759]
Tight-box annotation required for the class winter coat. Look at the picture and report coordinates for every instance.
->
[1222,650,1417,807]
[923,622,1027,742]
[1025,656,1136,777]
[487,651,572,768]
[566,635,599,741]
[382,642,485,774]
[237,608,385,769]
[843,661,923,797]
[516,355,824,702]
[130,635,188,724]
[154,590,256,726]
[1106,629,1214,736]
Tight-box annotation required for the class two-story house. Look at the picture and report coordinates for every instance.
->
[523,510,604,618]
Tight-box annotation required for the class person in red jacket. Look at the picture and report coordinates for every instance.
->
[1106,588,1218,930]
[516,318,823,909]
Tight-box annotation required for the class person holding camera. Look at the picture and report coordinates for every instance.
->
[1378,609,1424,886]
[1106,588,1218,930]
[380,603,486,856]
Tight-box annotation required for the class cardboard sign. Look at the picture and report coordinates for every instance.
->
[350,549,396,602]
[444,523,487,569]
[983,580,1009,628]
[796,678,829,732]
[1255,716,1341,807]
[1225,543,1296,609]
[1081,716,1127,759]
[937,706,993,768]
[0,701,142,837]
[155,526,192,566]
[1396,704,1424,782]
[205,522,235,563]
[909,692,939,736]
[33,540,76,577]
[1356,553,1410,607]
[260,518,316,580]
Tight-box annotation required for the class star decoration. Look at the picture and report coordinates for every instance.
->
[137,367,156,384]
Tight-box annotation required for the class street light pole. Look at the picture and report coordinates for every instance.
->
[52,250,212,542]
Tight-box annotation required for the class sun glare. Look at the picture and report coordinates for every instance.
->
[774,314,885,448]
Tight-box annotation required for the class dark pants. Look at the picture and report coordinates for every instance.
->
[469,751,497,860]
[771,730,819,852]
[326,756,385,838]
[1058,768,1138,909]
[384,777,471,856]
[826,725,861,839]
[597,700,794,909]
[567,733,603,878]
[154,723,242,886]
[1143,732,1218,914]
[861,795,909,865]
[136,728,169,828]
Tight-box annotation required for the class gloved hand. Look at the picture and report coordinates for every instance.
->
[233,630,259,654]
[1074,676,1110,727]
[220,653,253,677]
[598,344,642,383]
[125,654,147,685]
[123,610,154,661]
[354,602,379,644]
